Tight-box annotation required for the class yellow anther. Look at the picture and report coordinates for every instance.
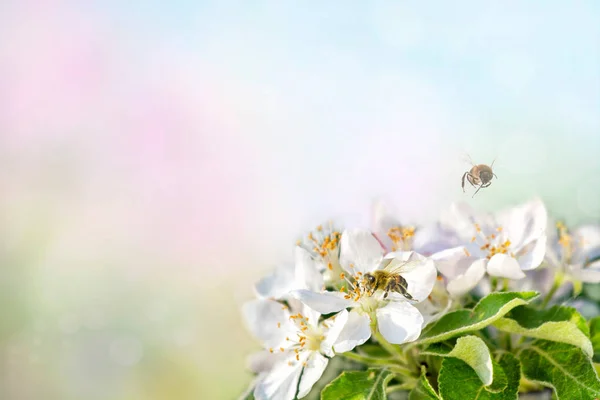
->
[471,236,476,242]
[463,248,471,257]
[277,322,281,328]
[269,348,274,353]
[280,347,284,352]
[340,273,345,279]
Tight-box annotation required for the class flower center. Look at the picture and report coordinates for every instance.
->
[298,224,344,284]
[271,312,325,367]
[387,226,415,251]
[556,222,573,263]
[470,223,514,259]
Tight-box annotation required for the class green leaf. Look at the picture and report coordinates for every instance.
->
[321,368,394,400]
[408,366,440,400]
[519,340,600,399]
[438,353,520,400]
[415,292,538,345]
[507,305,589,335]
[357,344,393,359]
[422,336,493,386]
[494,305,592,357]
[590,317,600,363]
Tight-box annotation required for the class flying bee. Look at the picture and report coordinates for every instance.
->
[461,157,498,198]
[362,258,419,300]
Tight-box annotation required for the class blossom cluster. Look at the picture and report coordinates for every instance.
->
[240,198,600,400]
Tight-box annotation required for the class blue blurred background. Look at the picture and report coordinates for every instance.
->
[1,1,599,399]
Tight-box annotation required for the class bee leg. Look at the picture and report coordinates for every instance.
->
[383,280,396,300]
[461,172,468,193]
[472,183,484,198]
[396,276,414,300]
[493,173,498,179]
[467,173,478,188]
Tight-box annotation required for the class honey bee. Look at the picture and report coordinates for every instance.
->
[461,157,498,198]
[362,259,416,300]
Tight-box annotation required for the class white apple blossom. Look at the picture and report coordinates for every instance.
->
[372,199,418,252]
[428,199,548,297]
[254,246,324,300]
[295,223,347,287]
[292,229,436,349]
[242,299,348,400]
[372,199,458,256]
[546,222,600,284]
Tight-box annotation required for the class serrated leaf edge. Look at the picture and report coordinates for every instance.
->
[494,318,593,357]
[521,344,600,398]
[415,293,537,345]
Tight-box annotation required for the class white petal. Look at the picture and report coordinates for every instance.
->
[486,254,526,279]
[371,198,400,251]
[383,250,416,263]
[413,224,462,256]
[517,236,547,271]
[376,301,423,344]
[573,224,600,252]
[242,299,291,347]
[291,290,354,314]
[446,259,487,297]
[333,311,372,353]
[320,310,349,357]
[430,246,472,278]
[570,263,600,283]
[441,202,494,240]
[295,246,324,292]
[247,350,287,374]
[498,198,547,249]
[297,353,329,399]
[254,264,296,299]
[339,229,384,274]
[254,353,306,400]
[400,258,437,302]
[300,303,321,326]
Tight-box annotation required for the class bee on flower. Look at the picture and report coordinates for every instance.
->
[292,229,438,349]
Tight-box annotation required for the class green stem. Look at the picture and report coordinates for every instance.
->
[374,331,408,364]
[541,272,564,308]
[339,352,415,377]
[502,278,509,291]
[386,382,415,393]
[339,351,393,366]
[490,277,499,292]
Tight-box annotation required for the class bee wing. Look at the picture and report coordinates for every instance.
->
[383,259,423,275]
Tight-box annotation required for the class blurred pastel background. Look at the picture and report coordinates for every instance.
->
[1,1,599,399]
